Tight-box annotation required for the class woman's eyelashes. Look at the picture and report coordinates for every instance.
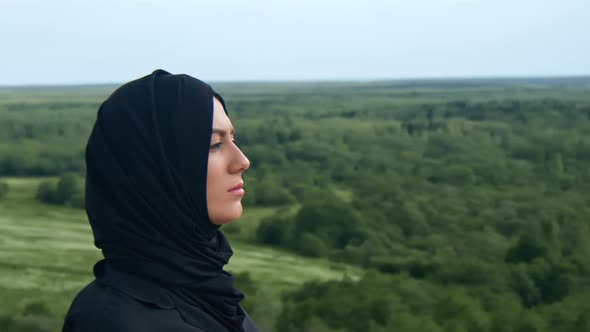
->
[209,138,237,151]
[210,142,223,151]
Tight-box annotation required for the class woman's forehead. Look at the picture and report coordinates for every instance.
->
[212,100,233,135]
[213,97,225,110]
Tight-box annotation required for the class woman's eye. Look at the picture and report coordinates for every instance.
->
[210,138,237,151]
[210,142,223,151]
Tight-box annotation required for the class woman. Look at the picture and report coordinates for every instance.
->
[62,70,258,332]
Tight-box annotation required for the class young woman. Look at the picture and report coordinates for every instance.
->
[62,70,258,332]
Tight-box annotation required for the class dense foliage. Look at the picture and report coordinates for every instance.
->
[1,77,589,331]
[0,181,8,199]
[35,174,84,208]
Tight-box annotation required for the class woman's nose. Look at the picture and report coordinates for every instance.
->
[232,146,250,173]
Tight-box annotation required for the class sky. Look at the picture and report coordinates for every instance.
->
[1,0,589,85]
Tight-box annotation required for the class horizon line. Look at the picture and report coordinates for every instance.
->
[1,74,590,89]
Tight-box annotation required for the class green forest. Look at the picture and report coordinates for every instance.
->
[1,77,590,331]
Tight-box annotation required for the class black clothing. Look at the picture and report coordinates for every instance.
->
[62,261,259,332]
[63,70,257,331]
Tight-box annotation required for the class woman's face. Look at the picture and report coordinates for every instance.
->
[207,97,250,225]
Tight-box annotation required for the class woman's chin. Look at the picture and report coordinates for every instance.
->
[210,207,243,225]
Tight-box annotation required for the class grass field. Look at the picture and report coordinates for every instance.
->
[0,177,360,331]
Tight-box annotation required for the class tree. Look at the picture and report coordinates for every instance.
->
[35,174,83,206]
[294,200,366,250]
[505,233,547,264]
[256,210,294,246]
[55,174,80,204]
[251,180,295,206]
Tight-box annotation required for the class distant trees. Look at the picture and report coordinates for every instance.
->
[249,180,295,206]
[505,233,548,264]
[0,99,91,177]
[35,174,84,208]
[256,200,367,258]
[0,150,85,176]
[4,81,590,332]
[277,273,396,332]
[277,265,590,332]
[294,201,366,250]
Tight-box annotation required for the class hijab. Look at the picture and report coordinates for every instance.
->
[85,69,246,331]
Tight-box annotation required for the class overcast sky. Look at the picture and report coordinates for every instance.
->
[1,0,588,85]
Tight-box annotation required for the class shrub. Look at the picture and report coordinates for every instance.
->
[298,233,328,257]
[35,174,83,207]
[256,209,294,246]
[35,181,60,204]
[294,200,366,249]
[0,181,9,199]
[254,180,295,206]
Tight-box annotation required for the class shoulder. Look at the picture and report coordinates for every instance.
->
[62,280,205,332]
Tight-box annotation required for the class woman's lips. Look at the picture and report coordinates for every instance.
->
[229,188,245,196]
[228,183,245,195]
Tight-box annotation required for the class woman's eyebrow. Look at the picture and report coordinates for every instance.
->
[211,128,235,137]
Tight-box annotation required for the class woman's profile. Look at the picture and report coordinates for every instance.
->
[62,69,258,332]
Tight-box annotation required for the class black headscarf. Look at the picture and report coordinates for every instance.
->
[85,69,246,331]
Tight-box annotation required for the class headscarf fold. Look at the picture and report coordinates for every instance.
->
[85,69,246,331]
